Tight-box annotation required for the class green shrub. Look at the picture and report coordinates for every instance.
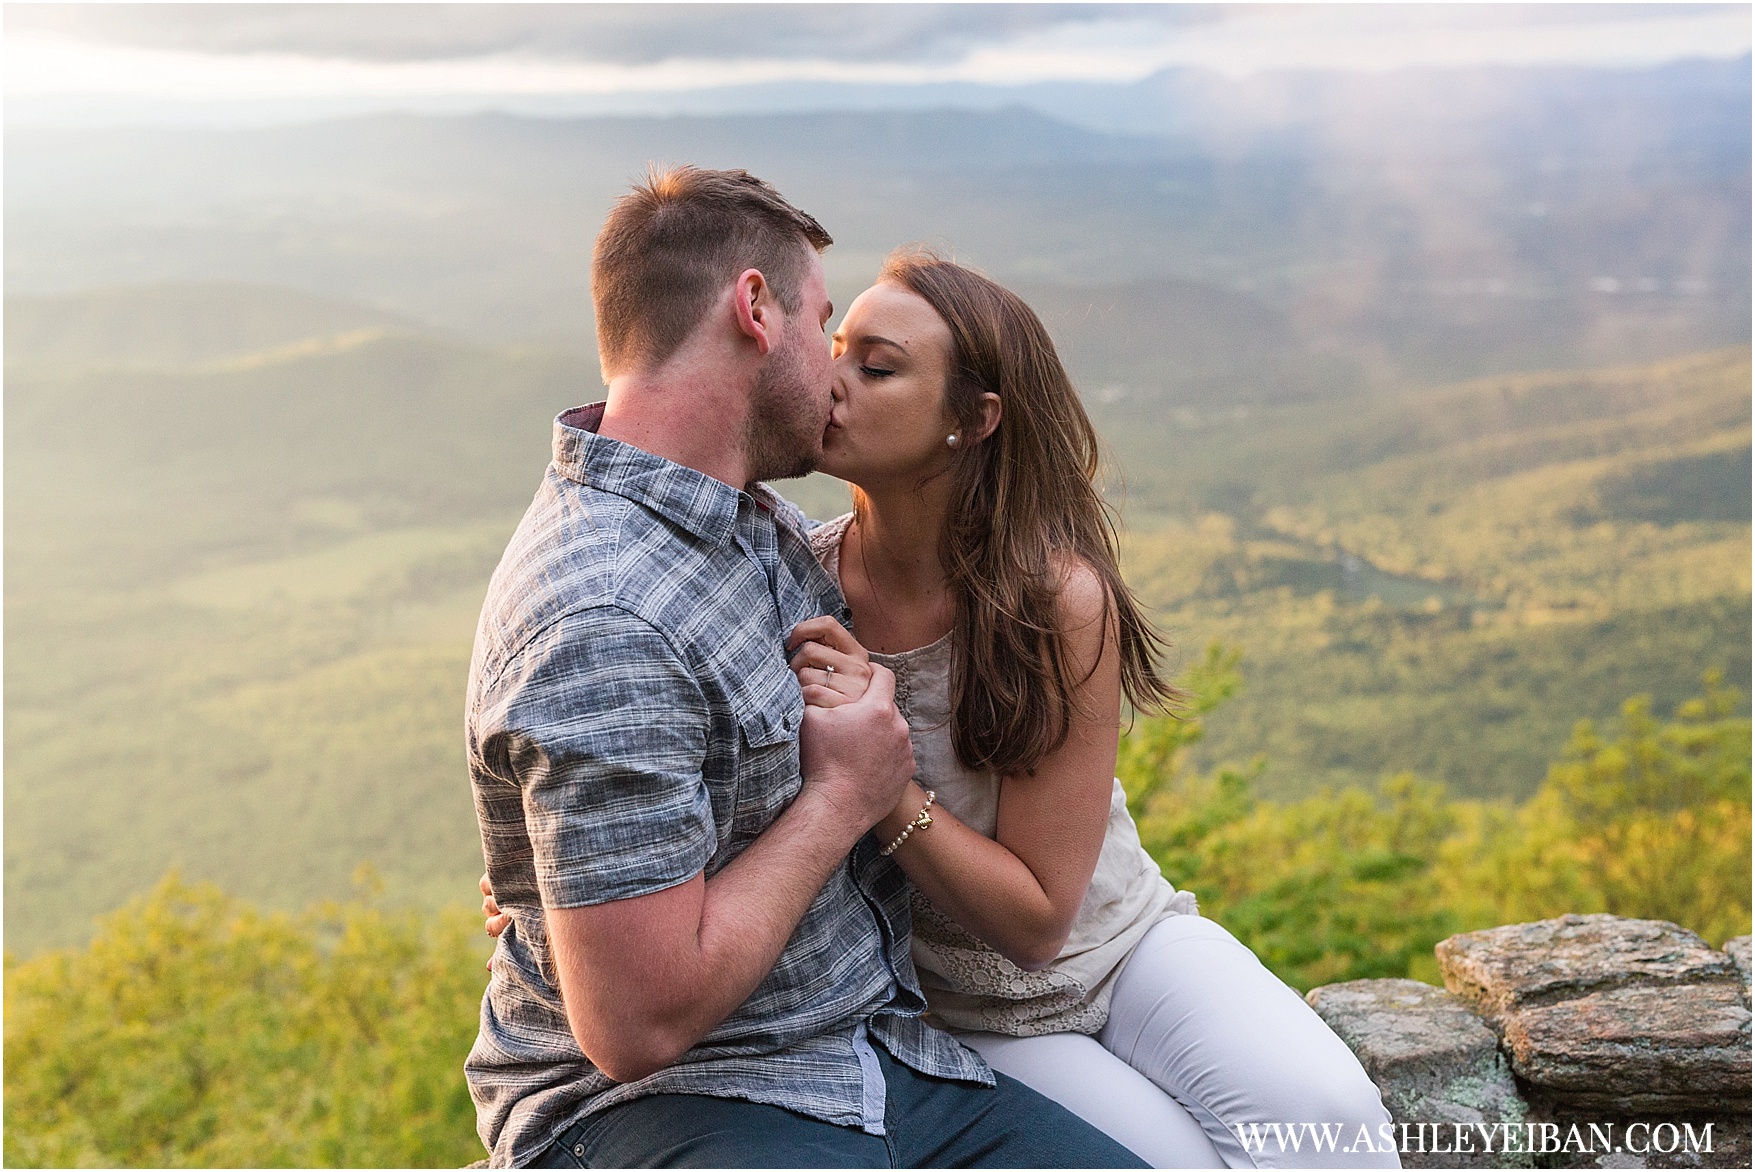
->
[4,872,487,1168]
[1125,659,1751,991]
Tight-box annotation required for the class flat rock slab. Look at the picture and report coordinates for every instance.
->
[1437,915,1740,1023]
[1310,979,1510,1096]
[1502,983,1752,1114]
[1309,979,1530,1168]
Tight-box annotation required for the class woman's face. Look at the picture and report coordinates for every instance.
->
[819,281,960,489]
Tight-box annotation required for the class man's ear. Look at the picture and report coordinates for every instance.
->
[732,268,775,356]
[972,392,1002,444]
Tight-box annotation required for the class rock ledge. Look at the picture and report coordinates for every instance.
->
[1309,919,1752,1169]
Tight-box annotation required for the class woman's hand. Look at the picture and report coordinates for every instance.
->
[481,872,510,938]
[786,616,873,708]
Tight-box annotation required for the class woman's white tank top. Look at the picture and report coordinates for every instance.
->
[811,514,1198,1036]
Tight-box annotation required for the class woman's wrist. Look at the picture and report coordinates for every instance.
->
[876,780,931,844]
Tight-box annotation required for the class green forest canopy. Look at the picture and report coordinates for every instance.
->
[5,279,1748,953]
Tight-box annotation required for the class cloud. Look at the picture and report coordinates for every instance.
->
[5,3,1747,110]
[2,3,1198,66]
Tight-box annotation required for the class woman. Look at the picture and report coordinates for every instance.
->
[488,250,1397,1169]
[779,250,1395,1170]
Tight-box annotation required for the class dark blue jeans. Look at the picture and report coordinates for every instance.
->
[531,1044,1149,1168]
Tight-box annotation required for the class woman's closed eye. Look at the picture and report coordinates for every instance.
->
[860,364,896,379]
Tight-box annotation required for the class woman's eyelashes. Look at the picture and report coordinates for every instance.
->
[859,364,897,380]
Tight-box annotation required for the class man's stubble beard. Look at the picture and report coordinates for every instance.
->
[745,340,828,484]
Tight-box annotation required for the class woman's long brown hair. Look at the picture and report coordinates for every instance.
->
[869,249,1182,776]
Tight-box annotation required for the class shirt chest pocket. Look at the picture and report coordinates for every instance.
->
[732,654,805,749]
[726,656,806,839]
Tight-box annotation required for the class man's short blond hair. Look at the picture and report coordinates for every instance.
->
[591,165,833,376]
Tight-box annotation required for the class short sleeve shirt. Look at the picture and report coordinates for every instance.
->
[464,404,989,1167]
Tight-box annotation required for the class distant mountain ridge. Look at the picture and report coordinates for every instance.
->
[8,57,1747,387]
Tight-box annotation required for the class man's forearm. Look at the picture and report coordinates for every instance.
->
[689,786,871,1010]
[548,784,869,1082]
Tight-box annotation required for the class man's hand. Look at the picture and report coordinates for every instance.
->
[797,661,915,832]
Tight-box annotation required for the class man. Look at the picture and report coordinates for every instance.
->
[465,165,1144,1168]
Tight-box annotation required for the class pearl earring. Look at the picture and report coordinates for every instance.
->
[946,434,960,448]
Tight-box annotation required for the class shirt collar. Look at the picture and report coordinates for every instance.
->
[552,402,743,546]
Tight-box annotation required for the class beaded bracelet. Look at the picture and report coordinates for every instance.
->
[879,790,937,856]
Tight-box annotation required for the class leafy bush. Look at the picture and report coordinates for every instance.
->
[1125,653,1751,991]
[4,872,487,1168]
[1443,670,1752,945]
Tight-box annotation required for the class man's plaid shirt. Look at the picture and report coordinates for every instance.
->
[464,404,989,1167]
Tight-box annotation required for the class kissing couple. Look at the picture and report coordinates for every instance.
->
[466,166,1397,1169]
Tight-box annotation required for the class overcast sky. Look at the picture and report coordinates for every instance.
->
[7,3,1749,111]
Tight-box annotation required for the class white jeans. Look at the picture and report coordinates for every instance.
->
[956,915,1399,1169]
